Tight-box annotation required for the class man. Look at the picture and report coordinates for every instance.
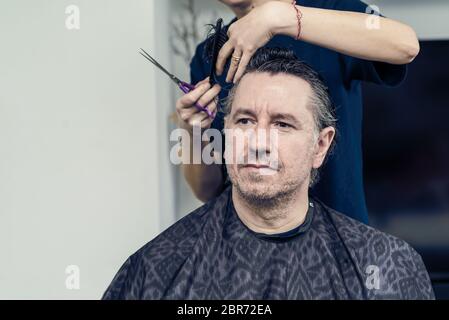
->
[103,48,434,300]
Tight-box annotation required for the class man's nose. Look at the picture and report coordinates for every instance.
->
[247,127,273,156]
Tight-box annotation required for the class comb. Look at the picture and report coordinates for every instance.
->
[204,18,228,86]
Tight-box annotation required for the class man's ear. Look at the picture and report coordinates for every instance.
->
[312,127,336,169]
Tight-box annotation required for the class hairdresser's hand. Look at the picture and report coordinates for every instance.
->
[176,77,221,132]
[216,1,287,83]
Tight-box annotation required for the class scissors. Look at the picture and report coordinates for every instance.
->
[139,48,215,119]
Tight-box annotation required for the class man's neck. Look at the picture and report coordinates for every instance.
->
[231,185,310,235]
[232,0,293,19]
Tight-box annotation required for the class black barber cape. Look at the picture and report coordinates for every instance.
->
[102,187,434,300]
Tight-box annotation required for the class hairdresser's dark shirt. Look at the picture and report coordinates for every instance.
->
[190,0,407,224]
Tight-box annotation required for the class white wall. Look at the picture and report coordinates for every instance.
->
[0,0,175,299]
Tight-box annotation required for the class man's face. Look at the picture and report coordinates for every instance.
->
[224,72,333,204]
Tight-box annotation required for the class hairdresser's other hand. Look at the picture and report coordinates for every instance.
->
[216,1,285,83]
[176,77,221,132]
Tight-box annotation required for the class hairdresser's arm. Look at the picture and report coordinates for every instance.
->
[176,78,224,203]
[217,1,420,83]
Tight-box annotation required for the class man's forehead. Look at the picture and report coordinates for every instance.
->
[231,72,312,117]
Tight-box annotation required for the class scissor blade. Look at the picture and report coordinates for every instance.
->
[139,48,179,84]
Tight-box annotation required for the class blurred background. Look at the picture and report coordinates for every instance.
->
[0,0,448,299]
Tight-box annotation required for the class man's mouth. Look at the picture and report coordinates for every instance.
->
[243,164,271,169]
[240,164,279,174]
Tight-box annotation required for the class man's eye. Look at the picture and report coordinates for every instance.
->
[237,118,252,125]
[275,122,292,129]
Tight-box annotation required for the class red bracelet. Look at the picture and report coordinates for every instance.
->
[291,0,303,40]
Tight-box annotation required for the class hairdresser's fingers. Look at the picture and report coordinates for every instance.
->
[177,82,211,109]
[197,84,221,110]
[177,84,220,122]
[226,49,243,83]
[177,102,210,125]
[207,97,219,115]
[186,100,217,129]
[177,104,200,122]
[187,110,213,128]
[179,97,218,130]
[179,101,215,130]
[194,77,210,88]
[216,40,234,77]
[176,84,221,129]
[233,51,252,83]
[195,111,215,129]
[201,98,219,122]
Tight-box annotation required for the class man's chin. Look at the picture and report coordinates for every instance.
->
[235,183,280,202]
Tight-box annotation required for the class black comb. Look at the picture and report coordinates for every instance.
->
[204,18,228,86]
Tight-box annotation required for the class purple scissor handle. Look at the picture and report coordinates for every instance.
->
[139,48,215,119]
[178,81,215,119]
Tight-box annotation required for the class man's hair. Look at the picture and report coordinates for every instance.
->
[223,47,337,187]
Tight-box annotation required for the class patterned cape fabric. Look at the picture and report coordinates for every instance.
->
[102,187,435,300]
